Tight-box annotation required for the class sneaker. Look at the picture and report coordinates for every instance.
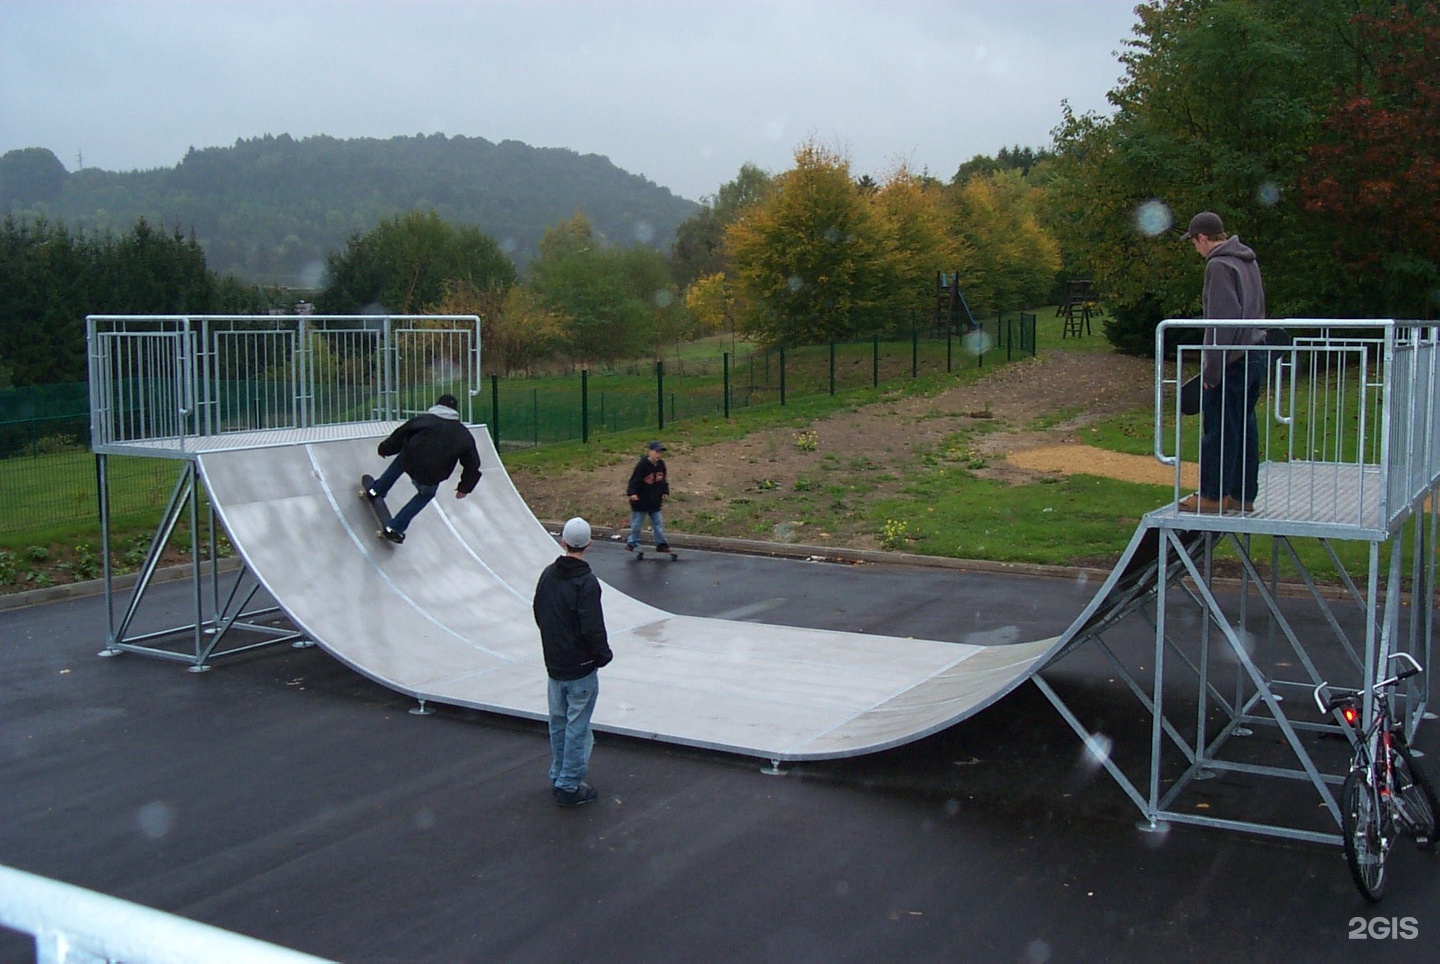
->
[383,526,406,544]
[554,783,598,807]
[626,543,637,552]
[655,543,671,553]
[1177,494,1224,513]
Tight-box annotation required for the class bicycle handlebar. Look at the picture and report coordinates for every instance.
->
[1313,653,1424,715]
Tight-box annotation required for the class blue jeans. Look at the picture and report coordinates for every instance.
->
[628,508,666,548]
[1199,353,1266,502]
[547,672,599,791]
[370,459,439,534]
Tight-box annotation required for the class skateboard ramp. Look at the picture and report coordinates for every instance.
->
[197,427,1161,761]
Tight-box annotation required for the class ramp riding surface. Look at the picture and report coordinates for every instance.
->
[197,427,1156,761]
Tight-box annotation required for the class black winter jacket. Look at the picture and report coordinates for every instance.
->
[533,555,612,681]
[626,456,669,512]
[378,406,482,491]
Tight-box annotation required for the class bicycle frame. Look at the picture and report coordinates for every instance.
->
[1314,652,1433,900]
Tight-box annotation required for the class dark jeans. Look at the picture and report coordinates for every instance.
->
[1199,353,1266,502]
[371,459,439,533]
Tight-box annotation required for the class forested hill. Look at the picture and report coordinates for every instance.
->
[0,134,700,285]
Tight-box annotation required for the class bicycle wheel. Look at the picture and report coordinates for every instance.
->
[1393,739,1439,852]
[1341,766,1389,901]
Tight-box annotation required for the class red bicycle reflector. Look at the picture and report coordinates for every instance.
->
[1342,707,1358,724]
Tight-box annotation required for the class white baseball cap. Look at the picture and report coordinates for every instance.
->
[561,517,592,550]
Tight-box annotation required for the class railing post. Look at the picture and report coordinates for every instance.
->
[779,345,786,406]
[490,374,500,447]
[581,369,589,443]
[723,352,731,418]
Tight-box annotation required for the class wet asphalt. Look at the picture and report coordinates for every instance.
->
[1,541,1435,962]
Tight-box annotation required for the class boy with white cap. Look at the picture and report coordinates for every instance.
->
[532,517,612,807]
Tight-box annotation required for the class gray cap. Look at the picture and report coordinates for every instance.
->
[561,517,591,550]
[1181,211,1225,241]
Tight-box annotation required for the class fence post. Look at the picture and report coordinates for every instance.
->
[723,352,731,418]
[532,387,539,446]
[490,374,499,447]
[977,322,984,368]
[829,342,836,395]
[779,345,786,406]
[1007,318,1013,362]
[947,328,953,373]
[656,359,664,430]
[581,369,589,443]
[872,335,879,388]
[912,326,918,378]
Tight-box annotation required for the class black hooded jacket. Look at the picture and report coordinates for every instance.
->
[378,405,482,490]
[533,555,613,681]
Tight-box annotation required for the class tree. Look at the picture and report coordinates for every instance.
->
[669,163,774,287]
[952,145,1056,185]
[871,164,963,331]
[433,279,564,376]
[725,141,899,348]
[1302,2,1440,317]
[947,171,1061,318]
[528,213,657,365]
[0,215,259,385]
[315,209,516,315]
[685,272,741,353]
[1044,0,1379,352]
[0,147,68,207]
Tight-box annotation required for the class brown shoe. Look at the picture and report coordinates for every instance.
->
[1177,494,1224,513]
[1222,497,1256,514]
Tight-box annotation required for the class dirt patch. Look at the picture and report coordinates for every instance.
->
[511,349,1166,550]
[1007,444,1197,489]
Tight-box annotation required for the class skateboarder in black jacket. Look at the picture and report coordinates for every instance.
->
[367,394,481,542]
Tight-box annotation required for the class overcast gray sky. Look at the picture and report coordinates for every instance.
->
[0,0,1140,202]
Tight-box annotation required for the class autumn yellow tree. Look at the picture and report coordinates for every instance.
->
[685,271,742,353]
[945,170,1060,317]
[433,278,568,376]
[725,141,900,347]
[870,164,965,333]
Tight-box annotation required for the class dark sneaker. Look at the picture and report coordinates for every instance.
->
[554,783,598,807]
[626,543,637,552]
[383,526,406,544]
[655,543,671,553]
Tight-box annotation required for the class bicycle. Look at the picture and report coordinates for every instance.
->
[1314,652,1439,901]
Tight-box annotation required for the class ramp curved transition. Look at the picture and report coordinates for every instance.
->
[198,428,1155,761]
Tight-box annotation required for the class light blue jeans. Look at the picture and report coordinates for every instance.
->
[628,509,666,548]
[547,671,599,792]
[370,459,439,534]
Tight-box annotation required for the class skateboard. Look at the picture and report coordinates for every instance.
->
[1179,375,1202,416]
[360,474,403,543]
[630,544,678,561]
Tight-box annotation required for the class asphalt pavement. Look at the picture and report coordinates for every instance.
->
[1,541,1435,962]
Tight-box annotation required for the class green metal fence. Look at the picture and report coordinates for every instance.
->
[0,383,175,538]
[1,318,1034,536]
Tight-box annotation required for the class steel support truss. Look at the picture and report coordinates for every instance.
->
[95,454,309,671]
[1034,503,1435,846]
